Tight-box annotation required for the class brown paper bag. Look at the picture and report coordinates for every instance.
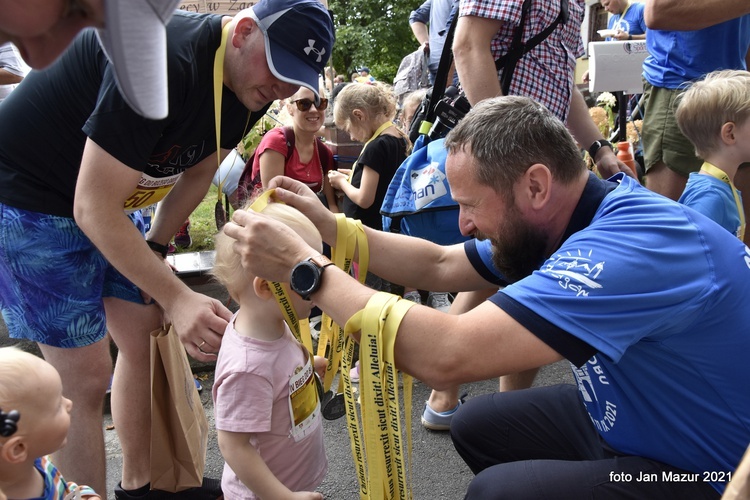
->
[150,324,208,492]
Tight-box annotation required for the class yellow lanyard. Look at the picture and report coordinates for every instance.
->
[619,2,630,22]
[348,120,394,183]
[700,162,746,240]
[214,22,250,201]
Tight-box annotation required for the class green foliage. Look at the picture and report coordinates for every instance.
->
[328,0,417,85]
[176,185,222,253]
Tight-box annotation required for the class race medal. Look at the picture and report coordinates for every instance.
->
[214,200,227,230]
[321,391,346,420]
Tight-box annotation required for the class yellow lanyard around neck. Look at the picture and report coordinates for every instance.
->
[700,161,746,240]
[348,120,394,183]
[619,2,631,21]
[214,22,250,201]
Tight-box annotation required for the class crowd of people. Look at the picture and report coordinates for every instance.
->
[1,0,749,498]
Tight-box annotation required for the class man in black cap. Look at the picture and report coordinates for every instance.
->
[0,0,335,497]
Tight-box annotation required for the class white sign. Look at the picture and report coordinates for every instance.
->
[588,41,648,94]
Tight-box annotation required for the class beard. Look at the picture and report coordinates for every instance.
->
[479,203,549,283]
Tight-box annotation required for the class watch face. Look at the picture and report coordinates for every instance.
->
[292,261,318,298]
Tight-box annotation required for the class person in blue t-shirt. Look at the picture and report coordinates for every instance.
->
[676,69,749,240]
[641,11,750,202]
[602,0,647,40]
[226,96,750,499]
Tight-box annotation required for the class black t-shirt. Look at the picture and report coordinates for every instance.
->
[341,134,407,230]
[0,12,266,217]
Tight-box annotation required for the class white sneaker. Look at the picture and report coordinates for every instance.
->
[403,291,422,304]
[427,292,452,313]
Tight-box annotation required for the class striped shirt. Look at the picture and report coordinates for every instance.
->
[33,456,98,500]
[459,0,585,122]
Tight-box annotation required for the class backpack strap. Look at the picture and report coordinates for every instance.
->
[495,0,569,95]
[315,137,335,172]
[281,125,295,161]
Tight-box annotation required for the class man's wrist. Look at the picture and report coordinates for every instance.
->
[588,139,613,161]
[146,240,169,258]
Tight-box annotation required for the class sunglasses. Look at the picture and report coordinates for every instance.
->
[291,98,329,112]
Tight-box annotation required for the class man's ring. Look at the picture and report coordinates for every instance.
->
[199,340,206,348]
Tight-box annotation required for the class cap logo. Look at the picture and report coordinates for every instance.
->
[303,39,325,63]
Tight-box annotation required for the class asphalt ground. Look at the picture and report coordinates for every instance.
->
[0,282,574,499]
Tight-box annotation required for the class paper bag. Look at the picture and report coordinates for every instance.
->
[150,324,208,492]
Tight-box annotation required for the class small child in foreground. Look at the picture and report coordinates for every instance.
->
[675,69,750,239]
[211,199,327,500]
[0,347,100,500]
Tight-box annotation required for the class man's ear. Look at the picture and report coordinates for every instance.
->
[253,276,274,300]
[523,163,552,209]
[0,436,28,464]
[232,16,255,48]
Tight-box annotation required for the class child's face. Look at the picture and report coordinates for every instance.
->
[341,115,368,143]
[25,362,73,456]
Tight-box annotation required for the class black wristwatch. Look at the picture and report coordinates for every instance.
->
[290,255,334,301]
[588,139,613,160]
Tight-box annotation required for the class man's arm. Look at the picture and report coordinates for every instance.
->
[73,139,231,360]
[452,15,504,105]
[223,177,564,387]
[147,149,230,246]
[0,68,22,85]
[409,0,432,51]
[644,0,750,30]
[566,87,635,179]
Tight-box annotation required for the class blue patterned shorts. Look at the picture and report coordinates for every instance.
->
[0,203,147,348]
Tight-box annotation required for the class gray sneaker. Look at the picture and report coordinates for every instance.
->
[427,292,452,313]
[403,291,422,304]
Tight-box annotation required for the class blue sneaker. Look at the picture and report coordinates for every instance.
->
[421,394,466,431]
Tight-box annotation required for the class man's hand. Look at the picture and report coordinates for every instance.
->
[166,291,232,361]
[224,208,316,284]
[266,176,338,243]
[596,148,639,180]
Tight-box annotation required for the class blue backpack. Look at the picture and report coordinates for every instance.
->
[380,136,469,246]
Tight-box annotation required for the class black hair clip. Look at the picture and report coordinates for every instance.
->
[0,408,20,437]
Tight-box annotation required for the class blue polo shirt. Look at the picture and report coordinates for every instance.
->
[465,172,750,494]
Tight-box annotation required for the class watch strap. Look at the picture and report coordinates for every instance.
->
[309,254,334,269]
[588,139,613,160]
[146,240,169,258]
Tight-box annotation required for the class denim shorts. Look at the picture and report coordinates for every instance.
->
[0,203,147,348]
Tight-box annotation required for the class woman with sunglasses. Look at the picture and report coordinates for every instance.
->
[248,87,339,212]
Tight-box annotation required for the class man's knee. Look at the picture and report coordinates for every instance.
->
[39,341,112,403]
[465,463,536,500]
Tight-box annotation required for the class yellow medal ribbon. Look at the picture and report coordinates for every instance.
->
[345,291,416,500]
[700,162,746,240]
[246,195,415,498]
[214,22,250,204]
[246,190,314,352]
[348,120,395,184]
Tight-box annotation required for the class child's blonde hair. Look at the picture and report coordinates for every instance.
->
[334,82,411,152]
[399,88,428,131]
[212,201,323,299]
[0,347,46,411]
[675,69,750,159]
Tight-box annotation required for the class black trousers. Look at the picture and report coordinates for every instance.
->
[450,384,720,500]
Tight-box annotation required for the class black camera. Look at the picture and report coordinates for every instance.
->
[427,86,471,140]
